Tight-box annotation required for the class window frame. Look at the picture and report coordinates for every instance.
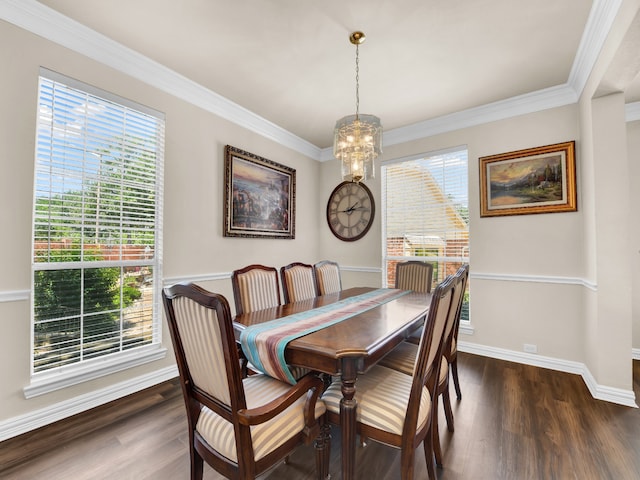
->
[381,146,471,324]
[26,68,166,398]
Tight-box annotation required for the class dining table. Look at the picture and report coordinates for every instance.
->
[233,287,432,480]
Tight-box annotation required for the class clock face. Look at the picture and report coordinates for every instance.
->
[326,181,375,241]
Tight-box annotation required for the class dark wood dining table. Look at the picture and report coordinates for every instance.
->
[233,287,432,480]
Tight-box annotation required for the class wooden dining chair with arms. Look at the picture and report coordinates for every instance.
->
[231,264,281,317]
[379,265,468,467]
[321,275,455,480]
[313,260,342,296]
[280,262,317,303]
[162,283,330,480]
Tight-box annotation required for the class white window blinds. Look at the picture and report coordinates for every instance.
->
[32,69,165,374]
[382,147,469,319]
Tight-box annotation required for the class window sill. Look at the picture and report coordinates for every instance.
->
[459,321,474,336]
[24,345,168,399]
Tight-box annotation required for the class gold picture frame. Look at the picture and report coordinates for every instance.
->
[479,141,577,217]
[223,145,295,238]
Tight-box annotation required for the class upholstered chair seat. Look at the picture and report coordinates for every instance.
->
[196,373,326,463]
[322,365,432,436]
[380,341,449,386]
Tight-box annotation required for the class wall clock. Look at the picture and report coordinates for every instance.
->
[326,181,375,242]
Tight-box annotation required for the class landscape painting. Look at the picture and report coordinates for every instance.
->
[479,141,577,217]
[223,145,295,238]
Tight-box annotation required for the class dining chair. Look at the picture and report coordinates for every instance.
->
[321,275,455,480]
[379,265,468,467]
[280,262,317,303]
[313,260,342,296]
[395,261,434,347]
[446,264,469,400]
[231,264,281,316]
[232,264,309,379]
[395,260,434,293]
[162,283,330,480]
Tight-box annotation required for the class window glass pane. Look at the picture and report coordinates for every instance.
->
[32,70,164,375]
[34,268,82,371]
[383,148,470,318]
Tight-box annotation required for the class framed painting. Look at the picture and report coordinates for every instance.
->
[223,145,295,238]
[479,141,577,217]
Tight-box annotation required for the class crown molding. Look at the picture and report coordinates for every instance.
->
[0,0,322,160]
[0,0,629,163]
[626,101,640,122]
[386,84,578,147]
[567,0,623,96]
[321,84,581,160]
[318,84,578,161]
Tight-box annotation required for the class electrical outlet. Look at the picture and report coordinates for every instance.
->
[523,344,537,354]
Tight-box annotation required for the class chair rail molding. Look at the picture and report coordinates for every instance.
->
[470,272,597,291]
[1,271,598,302]
[0,289,30,303]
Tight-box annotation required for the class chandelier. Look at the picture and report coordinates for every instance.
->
[333,31,382,183]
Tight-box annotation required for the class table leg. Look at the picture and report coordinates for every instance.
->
[340,357,358,480]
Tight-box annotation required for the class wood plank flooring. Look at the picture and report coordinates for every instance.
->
[2,354,639,479]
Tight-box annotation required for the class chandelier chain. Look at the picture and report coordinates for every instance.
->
[355,43,360,120]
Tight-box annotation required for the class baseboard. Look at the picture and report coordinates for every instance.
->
[0,365,178,442]
[458,341,638,408]
[2,342,637,443]
[633,348,640,360]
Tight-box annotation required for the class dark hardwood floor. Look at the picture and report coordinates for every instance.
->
[2,354,639,479]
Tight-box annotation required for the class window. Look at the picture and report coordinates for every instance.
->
[382,147,470,321]
[30,69,165,393]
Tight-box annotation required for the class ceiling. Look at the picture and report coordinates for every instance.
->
[26,1,640,150]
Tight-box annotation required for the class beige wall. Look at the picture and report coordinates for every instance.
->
[630,120,640,350]
[1,0,639,436]
[0,21,319,423]
[320,105,587,363]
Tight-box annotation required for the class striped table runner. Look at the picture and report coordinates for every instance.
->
[240,288,410,384]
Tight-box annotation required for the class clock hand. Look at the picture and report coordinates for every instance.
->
[339,201,359,214]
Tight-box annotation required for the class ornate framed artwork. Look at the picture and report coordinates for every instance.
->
[223,145,295,238]
[479,141,577,217]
